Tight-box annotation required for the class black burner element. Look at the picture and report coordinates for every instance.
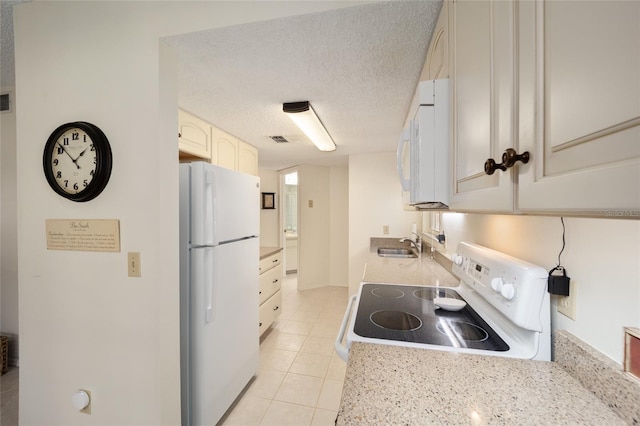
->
[372,287,405,298]
[370,310,422,331]
[436,320,488,343]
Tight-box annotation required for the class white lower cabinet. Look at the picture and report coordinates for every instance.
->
[259,249,283,336]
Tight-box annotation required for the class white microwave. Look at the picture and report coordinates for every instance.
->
[397,79,450,209]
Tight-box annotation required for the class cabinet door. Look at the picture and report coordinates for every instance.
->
[211,126,239,171]
[449,0,518,212]
[238,141,259,176]
[517,1,640,216]
[178,109,211,160]
[421,0,448,81]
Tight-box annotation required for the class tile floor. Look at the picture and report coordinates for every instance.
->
[221,274,349,426]
[0,274,349,426]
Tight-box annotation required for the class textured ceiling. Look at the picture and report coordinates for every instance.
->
[165,1,442,170]
[2,1,442,171]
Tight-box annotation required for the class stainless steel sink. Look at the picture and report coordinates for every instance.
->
[377,247,418,258]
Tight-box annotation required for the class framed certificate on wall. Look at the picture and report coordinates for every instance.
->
[262,192,275,209]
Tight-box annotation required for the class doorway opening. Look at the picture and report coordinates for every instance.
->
[281,170,298,274]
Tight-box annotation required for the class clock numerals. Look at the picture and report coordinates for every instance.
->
[44,121,112,202]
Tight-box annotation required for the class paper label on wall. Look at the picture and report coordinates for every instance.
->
[46,219,120,252]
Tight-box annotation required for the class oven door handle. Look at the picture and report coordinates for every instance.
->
[334,295,357,362]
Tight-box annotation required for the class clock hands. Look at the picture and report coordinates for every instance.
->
[56,142,80,168]
[56,142,90,170]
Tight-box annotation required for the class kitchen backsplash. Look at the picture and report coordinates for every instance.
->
[555,330,640,424]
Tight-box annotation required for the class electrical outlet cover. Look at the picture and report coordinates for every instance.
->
[557,280,576,320]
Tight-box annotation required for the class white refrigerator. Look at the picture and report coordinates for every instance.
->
[179,162,260,425]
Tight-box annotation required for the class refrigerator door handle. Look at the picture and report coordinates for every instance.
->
[204,247,216,323]
[204,169,216,245]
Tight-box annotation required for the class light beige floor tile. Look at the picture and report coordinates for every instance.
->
[308,320,342,339]
[291,309,321,323]
[316,379,344,411]
[289,352,331,378]
[259,400,315,426]
[259,348,297,372]
[279,320,314,336]
[325,355,347,380]
[221,395,271,426]
[296,300,324,313]
[300,336,335,356]
[274,373,323,407]
[264,332,307,352]
[311,408,339,426]
[245,369,286,400]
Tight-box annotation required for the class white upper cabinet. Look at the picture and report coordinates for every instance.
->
[178,109,212,160]
[421,0,449,81]
[517,1,640,216]
[447,0,639,217]
[211,126,239,170]
[449,0,517,212]
[238,142,259,176]
[180,113,259,177]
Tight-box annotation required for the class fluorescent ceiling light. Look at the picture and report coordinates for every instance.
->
[283,101,336,152]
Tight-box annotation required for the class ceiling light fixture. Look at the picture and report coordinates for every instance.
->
[283,101,336,152]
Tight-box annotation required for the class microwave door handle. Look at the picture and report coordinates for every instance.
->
[397,128,411,191]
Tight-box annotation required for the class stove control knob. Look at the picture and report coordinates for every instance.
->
[500,283,516,300]
[490,277,503,292]
[452,254,464,266]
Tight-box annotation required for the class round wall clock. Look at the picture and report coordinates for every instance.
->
[42,121,113,202]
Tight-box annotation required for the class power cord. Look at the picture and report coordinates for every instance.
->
[548,217,570,295]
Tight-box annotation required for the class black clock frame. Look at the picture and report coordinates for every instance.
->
[42,121,113,202]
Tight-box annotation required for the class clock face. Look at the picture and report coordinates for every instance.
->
[51,127,97,194]
[43,122,112,202]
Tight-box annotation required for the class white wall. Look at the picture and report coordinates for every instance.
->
[348,152,421,295]
[298,164,331,290]
[329,165,349,287]
[434,212,640,365]
[0,87,19,365]
[258,168,279,248]
[13,1,364,424]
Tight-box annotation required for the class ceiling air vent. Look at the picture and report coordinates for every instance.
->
[0,93,10,112]
[269,135,289,143]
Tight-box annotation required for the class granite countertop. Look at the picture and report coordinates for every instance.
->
[259,246,282,259]
[362,238,459,287]
[336,238,630,424]
[337,343,625,425]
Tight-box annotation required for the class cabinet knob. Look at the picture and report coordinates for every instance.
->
[484,149,530,175]
[273,306,279,311]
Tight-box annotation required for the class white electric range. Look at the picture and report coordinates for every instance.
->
[335,242,551,361]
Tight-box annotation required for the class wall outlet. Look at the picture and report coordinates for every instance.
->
[383,225,389,235]
[557,280,576,320]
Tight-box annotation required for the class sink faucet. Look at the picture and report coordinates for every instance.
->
[399,232,422,253]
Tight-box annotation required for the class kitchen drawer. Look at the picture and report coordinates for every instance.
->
[259,251,281,274]
[259,290,282,336]
[259,264,282,304]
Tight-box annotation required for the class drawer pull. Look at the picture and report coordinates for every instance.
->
[272,279,279,284]
[273,306,279,311]
[272,259,278,263]
[259,322,262,327]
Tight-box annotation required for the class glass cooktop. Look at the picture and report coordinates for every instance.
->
[353,284,509,351]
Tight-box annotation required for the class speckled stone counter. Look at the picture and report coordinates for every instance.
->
[259,246,281,259]
[337,343,625,425]
[363,238,458,287]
